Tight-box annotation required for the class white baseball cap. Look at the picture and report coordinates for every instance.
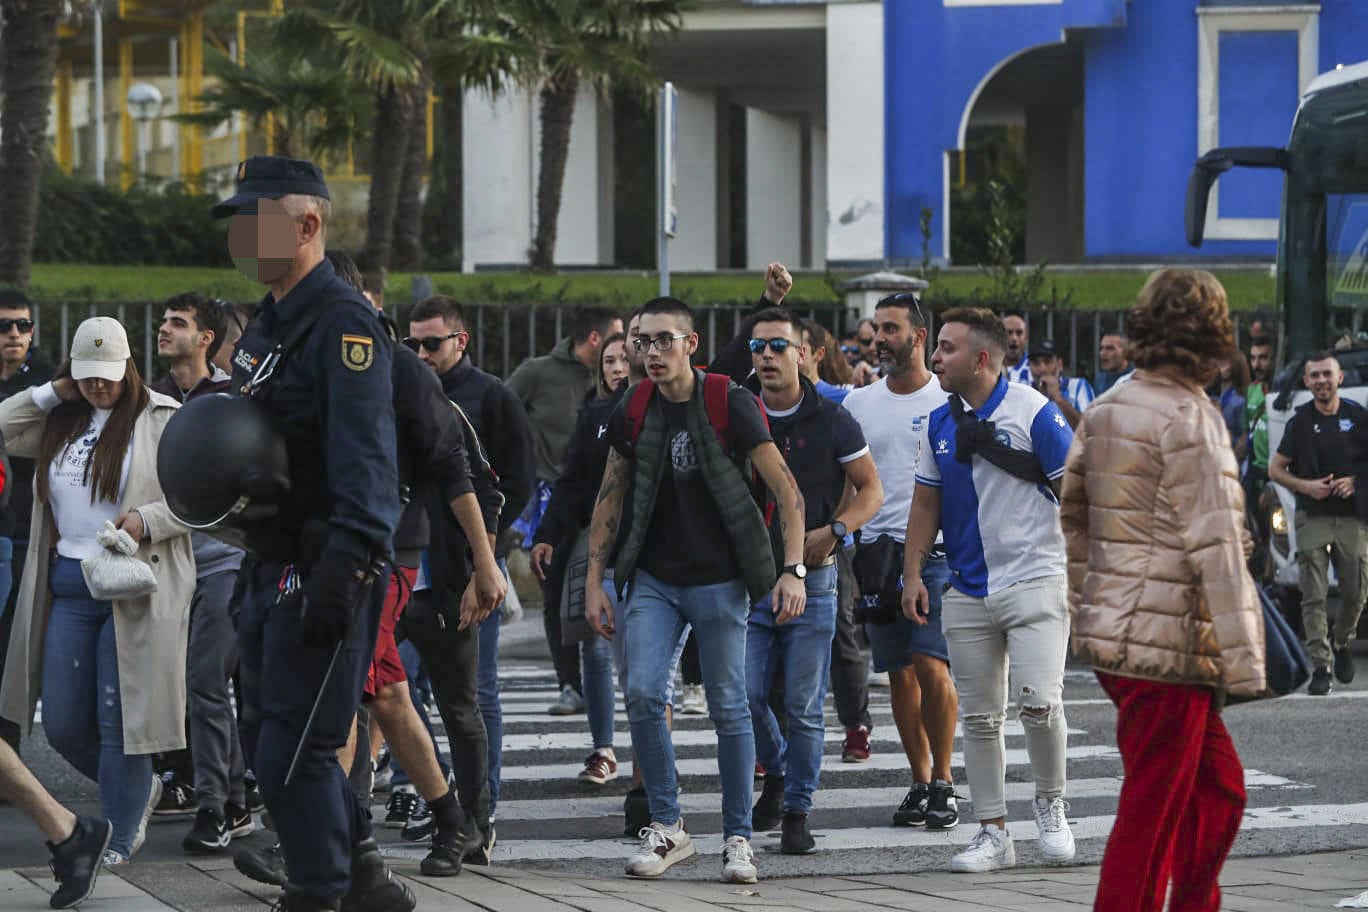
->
[70,317,131,382]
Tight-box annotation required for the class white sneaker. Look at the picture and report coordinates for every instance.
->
[1032,797,1076,863]
[867,669,890,688]
[721,835,758,884]
[130,773,163,857]
[625,820,695,877]
[949,823,1016,873]
[680,684,707,715]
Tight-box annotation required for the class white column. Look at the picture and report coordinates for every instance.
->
[745,108,802,271]
[826,1,884,265]
[672,87,718,271]
[462,85,534,272]
[810,124,828,269]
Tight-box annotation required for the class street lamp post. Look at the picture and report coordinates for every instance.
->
[126,82,164,181]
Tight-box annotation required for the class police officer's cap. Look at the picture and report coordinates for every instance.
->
[212,155,331,219]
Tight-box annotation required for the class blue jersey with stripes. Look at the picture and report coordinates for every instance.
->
[913,376,1073,597]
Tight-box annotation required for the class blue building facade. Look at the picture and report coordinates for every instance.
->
[884,0,1365,263]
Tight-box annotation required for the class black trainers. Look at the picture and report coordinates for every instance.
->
[340,839,416,912]
[226,803,255,839]
[893,782,930,827]
[462,823,495,866]
[1334,645,1356,684]
[384,787,417,829]
[48,816,112,909]
[623,786,650,836]
[751,774,785,832]
[243,770,265,814]
[235,842,288,887]
[154,773,196,816]
[1309,666,1333,695]
[780,811,816,855]
[183,808,230,854]
[926,779,960,830]
[400,797,433,842]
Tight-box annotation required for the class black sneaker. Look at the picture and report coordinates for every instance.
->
[893,782,930,827]
[1309,666,1333,695]
[183,808,230,854]
[623,786,650,836]
[462,823,495,866]
[48,816,112,909]
[400,797,433,842]
[340,839,416,912]
[1334,644,1356,684]
[926,779,960,830]
[780,811,816,855]
[235,842,288,887]
[243,770,265,815]
[384,787,417,829]
[154,774,196,816]
[751,774,785,832]
[421,816,464,877]
[227,803,255,839]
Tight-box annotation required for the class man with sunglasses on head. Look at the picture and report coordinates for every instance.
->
[0,289,54,754]
[742,308,883,855]
[841,293,961,833]
[584,296,808,884]
[405,295,533,863]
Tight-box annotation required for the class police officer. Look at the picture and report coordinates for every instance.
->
[212,157,409,912]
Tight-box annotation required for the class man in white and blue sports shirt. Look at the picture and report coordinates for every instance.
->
[900,306,1076,875]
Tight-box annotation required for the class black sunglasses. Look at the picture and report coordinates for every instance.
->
[0,318,34,334]
[748,337,794,355]
[215,299,245,335]
[403,332,461,353]
[882,292,926,326]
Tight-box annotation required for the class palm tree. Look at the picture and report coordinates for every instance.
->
[0,0,64,286]
[488,1,684,273]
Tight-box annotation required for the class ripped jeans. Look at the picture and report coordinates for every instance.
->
[942,575,1069,822]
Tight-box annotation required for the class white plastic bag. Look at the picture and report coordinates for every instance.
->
[81,521,158,601]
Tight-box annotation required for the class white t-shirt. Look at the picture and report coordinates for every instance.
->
[34,383,132,561]
[841,375,949,543]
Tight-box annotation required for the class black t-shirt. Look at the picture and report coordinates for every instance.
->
[1276,401,1364,517]
[764,396,869,531]
[608,386,772,586]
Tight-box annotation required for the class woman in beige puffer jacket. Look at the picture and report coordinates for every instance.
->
[1059,268,1265,912]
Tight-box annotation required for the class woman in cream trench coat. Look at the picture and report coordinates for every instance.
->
[0,383,194,757]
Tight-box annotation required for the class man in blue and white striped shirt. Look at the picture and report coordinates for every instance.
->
[1027,340,1094,429]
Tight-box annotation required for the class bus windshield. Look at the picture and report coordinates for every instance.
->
[1326,191,1368,344]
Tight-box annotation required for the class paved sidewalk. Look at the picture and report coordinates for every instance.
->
[4,849,1366,911]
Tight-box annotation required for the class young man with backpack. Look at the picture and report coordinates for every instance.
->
[583,296,808,884]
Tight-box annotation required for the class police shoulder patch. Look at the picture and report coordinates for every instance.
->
[341,334,374,372]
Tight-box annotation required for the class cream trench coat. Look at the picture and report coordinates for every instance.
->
[0,386,194,754]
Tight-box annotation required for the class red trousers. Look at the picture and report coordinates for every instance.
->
[1093,672,1246,912]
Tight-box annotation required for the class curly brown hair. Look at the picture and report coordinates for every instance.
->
[1126,268,1235,385]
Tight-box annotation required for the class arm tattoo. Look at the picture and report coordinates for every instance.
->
[588,452,629,576]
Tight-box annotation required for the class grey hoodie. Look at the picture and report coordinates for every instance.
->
[505,337,595,482]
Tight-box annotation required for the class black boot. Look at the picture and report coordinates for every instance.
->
[340,839,415,912]
[461,822,495,867]
[271,890,340,912]
[234,842,288,887]
[623,785,650,836]
[751,774,785,833]
[780,811,816,855]
[421,799,464,877]
[48,816,112,909]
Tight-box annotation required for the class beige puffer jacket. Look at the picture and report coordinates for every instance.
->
[1059,369,1265,698]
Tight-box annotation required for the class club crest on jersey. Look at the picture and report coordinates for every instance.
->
[1341,418,1354,432]
[342,334,374,372]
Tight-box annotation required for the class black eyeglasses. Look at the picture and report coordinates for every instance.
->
[403,333,461,353]
[748,337,794,355]
[0,318,34,334]
[632,333,689,353]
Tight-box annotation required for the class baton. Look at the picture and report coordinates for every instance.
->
[284,639,343,787]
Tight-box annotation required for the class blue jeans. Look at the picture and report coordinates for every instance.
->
[866,556,952,671]
[477,608,501,816]
[746,563,838,815]
[624,570,753,838]
[42,556,154,858]
[582,632,616,750]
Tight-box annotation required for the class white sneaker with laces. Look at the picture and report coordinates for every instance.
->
[949,823,1016,873]
[721,835,758,884]
[1032,797,1075,863]
[680,684,707,715]
[625,820,695,877]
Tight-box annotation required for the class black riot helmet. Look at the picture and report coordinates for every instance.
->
[157,394,291,547]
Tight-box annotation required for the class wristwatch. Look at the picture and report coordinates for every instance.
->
[829,519,848,540]
[782,563,807,580]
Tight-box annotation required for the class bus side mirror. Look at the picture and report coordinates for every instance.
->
[1185,147,1290,247]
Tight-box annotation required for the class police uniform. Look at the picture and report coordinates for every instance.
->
[214,157,401,908]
